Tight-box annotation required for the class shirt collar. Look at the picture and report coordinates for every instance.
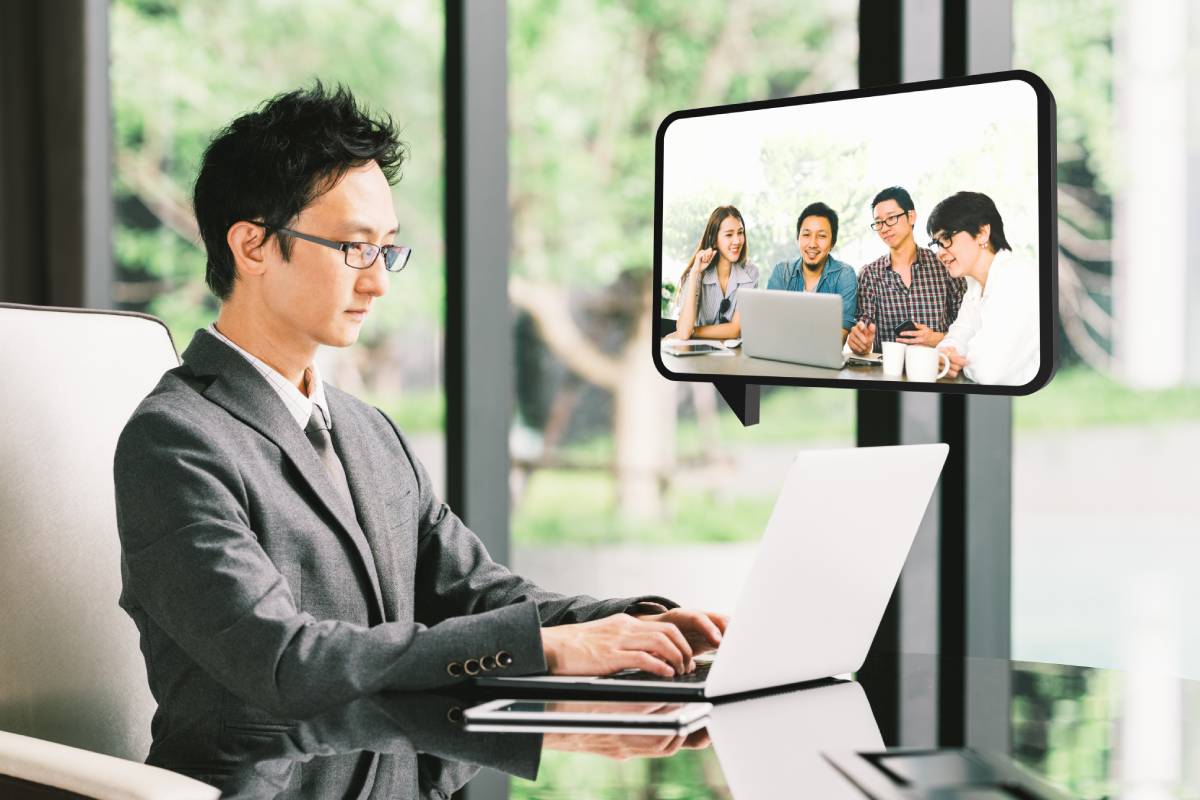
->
[791,254,847,281]
[207,323,330,430]
[884,246,939,272]
[977,249,1013,298]
[822,255,849,276]
[701,261,753,287]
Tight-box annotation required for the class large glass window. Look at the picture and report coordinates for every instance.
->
[506,1,860,621]
[109,0,446,487]
[1011,0,1200,678]
[506,9,857,792]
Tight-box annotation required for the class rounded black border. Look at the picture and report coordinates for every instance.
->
[651,69,1059,397]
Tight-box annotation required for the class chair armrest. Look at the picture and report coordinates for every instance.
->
[0,730,218,800]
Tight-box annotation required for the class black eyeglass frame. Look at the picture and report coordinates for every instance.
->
[247,221,413,272]
[868,211,912,231]
[927,230,962,252]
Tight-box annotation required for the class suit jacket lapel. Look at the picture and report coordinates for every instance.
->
[180,330,387,624]
[326,387,402,623]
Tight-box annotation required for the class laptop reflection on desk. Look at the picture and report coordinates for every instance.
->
[707,679,884,798]
[475,443,948,699]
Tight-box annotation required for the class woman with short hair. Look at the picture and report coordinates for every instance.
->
[927,191,1040,386]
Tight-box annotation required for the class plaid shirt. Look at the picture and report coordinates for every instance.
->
[855,247,966,352]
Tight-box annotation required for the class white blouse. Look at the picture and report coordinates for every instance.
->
[938,250,1040,386]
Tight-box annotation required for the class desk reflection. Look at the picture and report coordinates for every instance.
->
[204,678,879,798]
[215,693,537,799]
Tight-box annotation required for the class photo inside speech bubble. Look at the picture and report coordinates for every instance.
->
[653,73,1057,396]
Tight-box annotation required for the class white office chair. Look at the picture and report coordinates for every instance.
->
[0,729,218,800]
[0,303,180,762]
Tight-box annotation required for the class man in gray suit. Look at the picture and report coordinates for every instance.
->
[114,84,727,768]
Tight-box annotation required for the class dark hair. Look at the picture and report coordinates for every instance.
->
[796,202,839,246]
[870,186,915,215]
[674,206,747,310]
[926,191,1012,253]
[194,81,409,300]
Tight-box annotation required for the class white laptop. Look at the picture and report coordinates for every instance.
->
[475,443,948,699]
[738,288,847,369]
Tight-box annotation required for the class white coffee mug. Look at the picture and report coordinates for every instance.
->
[905,345,950,382]
[882,341,906,377]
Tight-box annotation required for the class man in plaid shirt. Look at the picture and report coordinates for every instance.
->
[847,186,966,355]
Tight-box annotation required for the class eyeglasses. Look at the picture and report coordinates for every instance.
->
[928,231,959,252]
[718,297,732,322]
[249,222,412,272]
[869,212,909,231]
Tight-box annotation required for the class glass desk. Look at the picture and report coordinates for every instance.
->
[191,654,1199,799]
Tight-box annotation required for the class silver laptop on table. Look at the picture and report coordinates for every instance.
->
[475,443,949,699]
[738,288,847,369]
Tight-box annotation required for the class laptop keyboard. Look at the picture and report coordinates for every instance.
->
[607,660,712,684]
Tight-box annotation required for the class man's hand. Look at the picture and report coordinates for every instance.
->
[939,345,968,378]
[896,322,944,347]
[541,613,696,677]
[634,608,727,656]
[847,320,876,355]
[544,727,710,760]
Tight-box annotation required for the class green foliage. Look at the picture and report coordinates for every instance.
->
[368,388,445,434]
[1011,664,1120,799]
[1014,0,1116,368]
[1015,366,1200,430]
[1014,0,1116,193]
[511,739,724,798]
[702,386,854,447]
[508,0,857,288]
[110,0,446,336]
[516,364,1200,548]
[513,469,772,546]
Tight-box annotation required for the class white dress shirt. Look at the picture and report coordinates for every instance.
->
[938,250,1040,386]
[207,323,331,430]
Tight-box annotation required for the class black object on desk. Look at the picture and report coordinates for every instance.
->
[824,748,1075,799]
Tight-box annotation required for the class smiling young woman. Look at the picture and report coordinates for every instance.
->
[672,205,759,341]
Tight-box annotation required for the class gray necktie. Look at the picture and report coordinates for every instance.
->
[305,405,356,514]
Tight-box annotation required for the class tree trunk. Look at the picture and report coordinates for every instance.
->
[509,275,676,522]
[612,305,676,521]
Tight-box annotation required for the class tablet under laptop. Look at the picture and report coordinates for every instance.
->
[739,288,847,369]
[475,443,948,699]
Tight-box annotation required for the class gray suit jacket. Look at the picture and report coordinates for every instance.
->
[114,329,670,767]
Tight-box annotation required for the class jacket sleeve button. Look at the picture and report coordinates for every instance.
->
[447,661,463,677]
[464,658,481,676]
[496,650,513,668]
